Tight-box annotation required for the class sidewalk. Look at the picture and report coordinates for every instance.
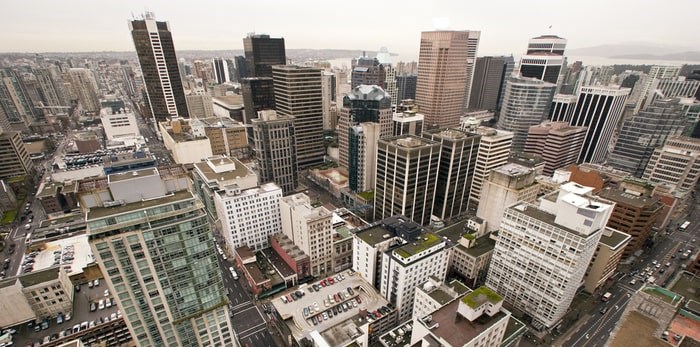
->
[551,291,596,347]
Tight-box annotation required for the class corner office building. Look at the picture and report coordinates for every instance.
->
[374,135,440,226]
[486,182,612,329]
[129,13,188,122]
[81,167,234,347]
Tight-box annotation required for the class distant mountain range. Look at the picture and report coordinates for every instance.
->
[567,43,700,61]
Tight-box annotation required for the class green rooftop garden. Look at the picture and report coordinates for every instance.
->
[357,190,374,201]
[462,286,503,308]
[394,232,442,258]
[462,233,476,240]
[1,210,17,225]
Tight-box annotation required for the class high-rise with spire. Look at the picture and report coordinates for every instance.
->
[129,12,188,122]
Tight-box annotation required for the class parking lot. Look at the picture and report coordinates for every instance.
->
[9,278,121,346]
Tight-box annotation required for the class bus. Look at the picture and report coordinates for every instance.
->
[680,221,690,231]
[602,292,612,302]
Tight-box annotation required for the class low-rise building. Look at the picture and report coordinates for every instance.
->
[192,155,257,220]
[583,227,630,293]
[450,232,496,288]
[332,209,368,273]
[409,286,526,347]
[36,181,79,215]
[0,267,74,328]
[412,277,470,319]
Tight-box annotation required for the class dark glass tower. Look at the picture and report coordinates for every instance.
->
[243,34,286,78]
[129,13,188,122]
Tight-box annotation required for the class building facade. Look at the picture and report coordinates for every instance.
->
[374,135,440,226]
[243,34,286,78]
[129,13,188,121]
[82,168,234,347]
[549,94,577,122]
[469,127,513,205]
[468,56,507,112]
[642,136,700,192]
[251,110,298,195]
[0,129,32,179]
[272,65,325,169]
[476,163,540,233]
[569,86,630,164]
[524,121,587,176]
[519,35,567,84]
[496,76,556,151]
[280,193,333,277]
[416,30,477,128]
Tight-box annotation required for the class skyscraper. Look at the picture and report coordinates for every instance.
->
[486,182,612,329]
[608,98,686,177]
[496,76,556,151]
[524,121,587,176]
[243,34,286,78]
[469,127,513,205]
[338,85,393,170]
[351,56,386,89]
[374,135,440,226]
[129,13,188,121]
[68,68,100,113]
[643,136,700,192]
[241,77,275,128]
[0,68,37,125]
[396,74,417,101]
[272,65,325,169]
[549,94,578,122]
[569,86,630,163]
[519,35,567,84]
[423,129,480,220]
[468,56,507,112]
[0,129,33,179]
[83,168,234,347]
[416,31,478,128]
[251,110,298,195]
[212,58,230,84]
[632,65,681,113]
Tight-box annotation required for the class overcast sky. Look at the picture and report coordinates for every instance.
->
[1,0,698,59]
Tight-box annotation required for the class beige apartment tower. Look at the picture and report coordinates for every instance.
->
[416,31,478,129]
[643,136,700,192]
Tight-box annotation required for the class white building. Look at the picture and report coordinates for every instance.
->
[159,120,213,164]
[469,126,513,205]
[100,107,139,141]
[280,193,333,277]
[380,231,450,323]
[214,182,282,252]
[409,286,519,347]
[412,277,470,319]
[350,122,381,192]
[486,182,613,329]
[0,267,74,328]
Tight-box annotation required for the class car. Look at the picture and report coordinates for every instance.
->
[89,321,96,328]
[323,312,329,320]
[287,294,294,302]
[80,321,88,331]
[356,296,362,304]
[98,299,105,310]
[75,284,80,292]
[106,299,112,308]
[316,314,323,322]
[629,279,637,285]
[311,316,317,325]
[281,296,288,304]
[347,287,354,296]
[303,307,309,317]
[660,268,666,274]
[110,313,117,321]
[2,329,17,335]
[352,300,357,308]
[328,277,335,285]
[65,312,72,321]
[88,281,94,289]
[90,302,97,312]
[94,279,100,287]
[600,307,608,314]
[57,313,64,324]
[104,289,110,297]
[666,262,671,267]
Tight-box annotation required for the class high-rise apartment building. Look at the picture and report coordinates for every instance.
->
[280,193,333,277]
[243,34,286,78]
[129,13,188,122]
[348,122,381,193]
[0,68,37,126]
[33,68,64,107]
[468,56,507,112]
[416,31,478,128]
[632,65,681,113]
[486,182,612,329]
[469,127,513,205]
[643,77,700,110]
[68,68,100,113]
[643,136,700,192]
[0,129,33,179]
[82,167,234,347]
[476,163,539,233]
[374,135,440,226]
[422,129,480,220]
[251,110,298,195]
[608,98,686,177]
[569,86,630,163]
[214,182,283,252]
[192,155,258,221]
[524,121,587,176]
[549,94,577,122]
[321,72,334,130]
[519,35,567,84]
[272,65,325,169]
[496,76,556,151]
[212,58,230,84]
[338,85,392,170]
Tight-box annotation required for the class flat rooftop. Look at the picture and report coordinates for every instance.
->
[384,135,438,149]
[271,270,390,343]
[426,298,508,347]
[512,203,592,238]
[22,234,93,276]
[598,187,661,209]
[669,272,700,303]
[393,232,443,259]
[609,311,667,347]
[494,163,533,177]
[461,234,496,257]
[642,286,684,306]
[599,228,631,250]
[193,157,254,183]
[422,279,471,306]
[461,286,503,308]
[356,225,395,246]
[435,220,467,244]
[87,189,192,220]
